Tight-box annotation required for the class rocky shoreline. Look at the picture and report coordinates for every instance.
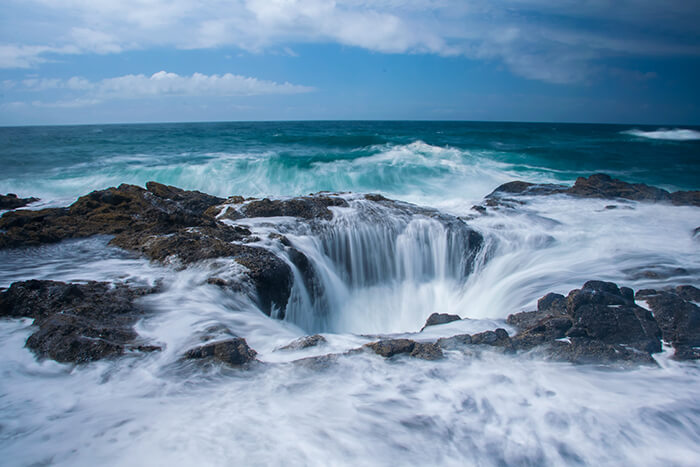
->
[1,174,698,367]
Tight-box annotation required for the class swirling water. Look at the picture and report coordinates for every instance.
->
[1,121,699,466]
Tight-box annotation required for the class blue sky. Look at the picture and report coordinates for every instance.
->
[1,0,699,125]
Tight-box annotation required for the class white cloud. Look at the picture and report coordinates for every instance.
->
[15,70,313,106]
[2,0,699,82]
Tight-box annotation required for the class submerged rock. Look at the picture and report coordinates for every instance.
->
[184,338,257,366]
[543,338,656,366]
[364,338,444,360]
[0,193,39,210]
[0,280,159,363]
[279,334,327,351]
[421,312,461,331]
[436,334,472,350]
[470,328,514,352]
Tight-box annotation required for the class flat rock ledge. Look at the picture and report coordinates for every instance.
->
[0,280,160,363]
[474,173,700,213]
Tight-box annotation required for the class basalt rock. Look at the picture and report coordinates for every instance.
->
[184,337,257,366]
[421,312,461,331]
[635,286,700,360]
[484,173,700,208]
[506,293,568,331]
[470,328,514,352]
[0,182,224,249]
[543,338,656,365]
[364,338,444,360]
[0,280,159,363]
[566,281,661,353]
[0,193,39,210]
[279,334,327,351]
[506,281,665,364]
[241,195,348,220]
[436,334,472,350]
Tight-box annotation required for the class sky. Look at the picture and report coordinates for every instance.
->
[1,0,700,126]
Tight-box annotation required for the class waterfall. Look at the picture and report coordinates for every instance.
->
[279,198,483,334]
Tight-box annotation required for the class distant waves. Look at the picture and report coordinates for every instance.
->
[622,128,700,141]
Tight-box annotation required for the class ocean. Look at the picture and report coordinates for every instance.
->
[1,121,699,466]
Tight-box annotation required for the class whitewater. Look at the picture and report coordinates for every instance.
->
[1,121,699,466]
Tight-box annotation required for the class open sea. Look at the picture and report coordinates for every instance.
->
[1,121,699,466]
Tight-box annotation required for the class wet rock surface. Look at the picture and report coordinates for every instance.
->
[481,173,700,210]
[636,285,700,360]
[421,312,461,330]
[0,193,39,210]
[506,281,670,364]
[0,280,159,363]
[241,195,349,220]
[184,338,258,366]
[364,339,444,360]
[279,334,327,351]
[0,184,483,319]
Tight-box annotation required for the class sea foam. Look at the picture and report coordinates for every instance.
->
[622,128,700,141]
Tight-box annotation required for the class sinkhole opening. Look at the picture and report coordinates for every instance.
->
[278,208,484,335]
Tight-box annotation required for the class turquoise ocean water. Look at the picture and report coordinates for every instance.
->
[1,121,698,207]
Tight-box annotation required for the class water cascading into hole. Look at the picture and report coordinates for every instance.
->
[280,199,483,334]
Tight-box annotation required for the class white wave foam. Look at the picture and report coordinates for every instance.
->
[622,128,700,141]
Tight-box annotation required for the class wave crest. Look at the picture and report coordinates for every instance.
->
[622,128,700,141]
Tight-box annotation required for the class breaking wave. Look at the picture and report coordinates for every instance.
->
[622,128,700,141]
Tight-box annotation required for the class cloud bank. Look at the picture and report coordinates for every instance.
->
[2,0,699,83]
[14,71,313,106]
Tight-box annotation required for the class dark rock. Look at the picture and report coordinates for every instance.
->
[184,338,257,366]
[0,182,224,249]
[543,338,656,365]
[292,352,340,370]
[470,328,514,351]
[279,334,327,351]
[511,316,573,350]
[641,289,700,360]
[364,339,444,360]
[484,173,700,208]
[233,246,293,315]
[0,193,39,210]
[676,285,700,302]
[364,194,389,202]
[487,181,567,197]
[567,173,671,202]
[365,339,416,358]
[410,342,443,360]
[669,190,700,207]
[538,292,567,313]
[436,334,472,350]
[566,281,661,353]
[217,206,244,221]
[241,195,348,220]
[507,293,568,332]
[421,312,461,331]
[0,280,158,363]
[508,281,669,364]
